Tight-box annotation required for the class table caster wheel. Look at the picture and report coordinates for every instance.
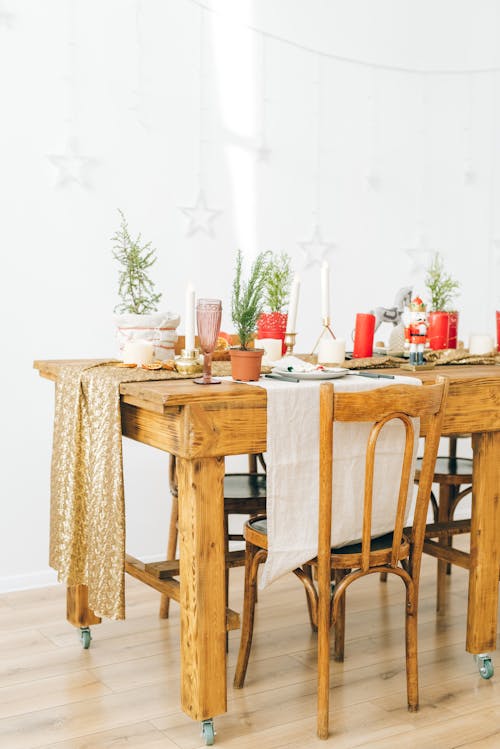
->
[201,718,215,745]
[79,626,92,649]
[475,654,494,679]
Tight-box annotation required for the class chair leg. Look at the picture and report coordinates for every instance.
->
[233,542,262,688]
[302,563,317,632]
[159,495,179,619]
[224,513,230,653]
[333,569,347,663]
[436,485,453,613]
[405,579,419,712]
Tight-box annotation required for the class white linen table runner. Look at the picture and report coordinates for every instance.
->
[250,374,420,587]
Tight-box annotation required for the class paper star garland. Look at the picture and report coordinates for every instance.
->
[48,139,96,188]
[299,225,336,269]
[180,189,221,238]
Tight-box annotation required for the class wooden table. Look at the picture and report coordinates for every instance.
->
[34,361,500,734]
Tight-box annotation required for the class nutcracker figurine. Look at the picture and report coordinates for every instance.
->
[407,296,428,366]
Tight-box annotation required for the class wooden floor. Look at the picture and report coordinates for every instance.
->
[2,537,500,749]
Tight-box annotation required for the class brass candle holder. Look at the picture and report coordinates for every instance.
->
[310,316,336,355]
[175,348,203,375]
[284,332,297,356]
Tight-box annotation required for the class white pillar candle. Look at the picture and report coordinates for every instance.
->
[123,339,154,365]
[286,275,300,333]
[321,261,330,320]
[318,337,345,364]
[469,334,493,355]
[185,283,195,352]
[257,338,282,365]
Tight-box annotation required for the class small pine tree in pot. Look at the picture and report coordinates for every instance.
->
[112,210,179,359]
[425,252,460,350]
[230,249,268,381]
[257,251,293,355]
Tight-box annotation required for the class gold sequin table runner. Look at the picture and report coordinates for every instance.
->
[50,360,234,620]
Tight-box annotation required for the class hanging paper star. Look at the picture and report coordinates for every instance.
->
[0,3,14,28]
[47,139,96,188]
[255,138,271,163]
[179,189,221,238]
[365,169,381,191]
[464,163,477,186]
[299,225,336,269]
[404,234,436,274]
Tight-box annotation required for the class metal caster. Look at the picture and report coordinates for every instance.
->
[201,718,215,745]
[475,653,494,679]
[79,626,92,649]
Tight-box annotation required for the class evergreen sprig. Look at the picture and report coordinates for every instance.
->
[231,249,269,349]
[112,209,162,315]
[264,252,293,312]
[425,252,460,312]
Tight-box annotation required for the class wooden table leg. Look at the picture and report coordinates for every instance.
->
[66,585,101,627]
[467,432,500,653]
[177,455,227,721]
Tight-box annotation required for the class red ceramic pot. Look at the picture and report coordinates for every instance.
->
[496,311,500,352]
[447,311,459,349]
[257,312,288,355]
[427,311,450,350]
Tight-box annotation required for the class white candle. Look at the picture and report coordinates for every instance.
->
[123,339,154,365]
[469,334,493,355]
[286,275,300,333]
[318,337,345,364]
[257,338,282,365]
[321,261,330,320]
[185,283,195,352]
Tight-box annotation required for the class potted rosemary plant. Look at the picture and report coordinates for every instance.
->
[257,251,293,355]
[112,209,179,359]
[230,249,269,381]
[425,252,460,350]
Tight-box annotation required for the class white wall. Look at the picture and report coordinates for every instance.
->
[1,0,498,590]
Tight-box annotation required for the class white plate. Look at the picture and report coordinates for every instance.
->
[272,367,349,380]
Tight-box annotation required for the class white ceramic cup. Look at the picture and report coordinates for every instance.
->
[318,337,346,364]
[256,338,282,365]
[468,334,493,355]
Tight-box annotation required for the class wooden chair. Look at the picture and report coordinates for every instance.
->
[159,452,266,619]
[233,377,449,740]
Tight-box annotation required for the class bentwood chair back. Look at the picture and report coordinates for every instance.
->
[233,376,449,740]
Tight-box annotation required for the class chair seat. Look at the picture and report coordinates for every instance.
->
[224,473,267,499]
[246,519,409,569]
[224,474,267,515]
[415,456,472,484]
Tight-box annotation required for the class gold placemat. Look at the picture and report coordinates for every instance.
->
[424,347,500,366]
[342,356,407,369]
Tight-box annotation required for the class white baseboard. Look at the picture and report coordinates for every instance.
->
[0,568,59,594]
[0,552,167,594]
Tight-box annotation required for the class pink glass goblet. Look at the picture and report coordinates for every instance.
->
[194,299,222,385]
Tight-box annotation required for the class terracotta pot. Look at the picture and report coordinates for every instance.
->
[447,311,459,349]
[427,311,450,350]
[229,348,264,381]
[257,312,288,355]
